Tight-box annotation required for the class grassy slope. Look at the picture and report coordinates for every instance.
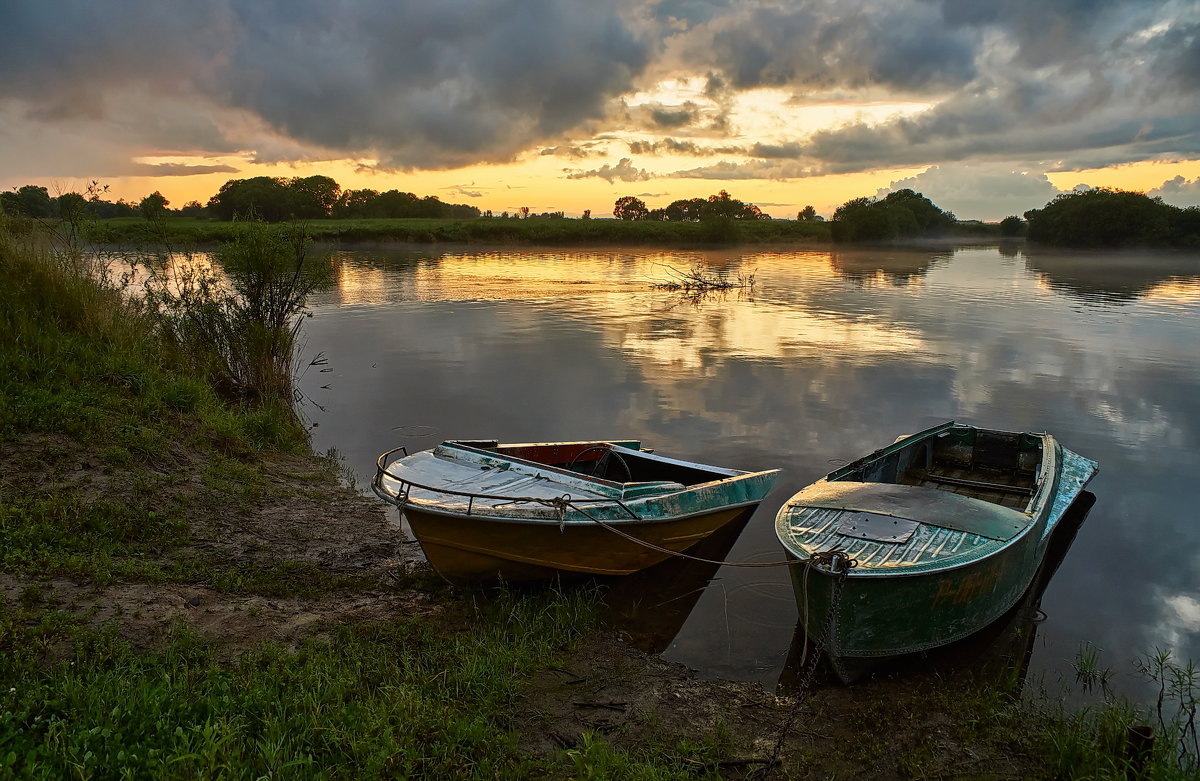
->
[0,229,737,779]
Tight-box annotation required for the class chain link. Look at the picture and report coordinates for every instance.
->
[753,551,856,780]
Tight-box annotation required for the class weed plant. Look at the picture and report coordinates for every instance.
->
[138,220,333,406]
[1032,646,1200,779]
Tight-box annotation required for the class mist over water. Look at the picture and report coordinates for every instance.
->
[297,243,1200,698]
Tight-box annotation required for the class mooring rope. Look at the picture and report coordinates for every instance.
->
[379,469,847,570]
[565,499,828,569]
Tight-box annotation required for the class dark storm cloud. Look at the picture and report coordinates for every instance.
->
[651,1,1199,180]
[0,0,1196,183]
[627,138,743,156]
[0,0,649,169]
[667,1,979,93]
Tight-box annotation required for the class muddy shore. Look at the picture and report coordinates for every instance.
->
[1,431,1049,779]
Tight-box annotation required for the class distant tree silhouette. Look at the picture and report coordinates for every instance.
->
[613,195,649,220]
[1023,188,1194,248]
[832,189,955,242]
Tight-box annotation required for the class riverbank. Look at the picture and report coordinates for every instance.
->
[0,430,1047,778]
[1,222,1192,779]
[81,214,1010,249]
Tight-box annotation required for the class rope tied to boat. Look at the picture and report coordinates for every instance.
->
[755,549,856,780]
[807,548,857,574]
[571,503,852,568]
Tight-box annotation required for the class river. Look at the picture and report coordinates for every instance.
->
[296,241,1200,698]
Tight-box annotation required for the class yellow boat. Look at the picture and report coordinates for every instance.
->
[373,439,779,582]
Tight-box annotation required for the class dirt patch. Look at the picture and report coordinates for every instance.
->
[517,629,1036,779]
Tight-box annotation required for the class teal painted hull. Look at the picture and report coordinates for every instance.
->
[777,422,1098,681]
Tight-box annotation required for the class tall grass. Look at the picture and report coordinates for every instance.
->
[0,214,309,449]
[1033,646,1200,779]
[138,221,332,406]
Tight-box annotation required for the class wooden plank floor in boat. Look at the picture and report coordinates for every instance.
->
[898,466,1033,510]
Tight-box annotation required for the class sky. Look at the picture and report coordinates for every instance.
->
[1,0,1199,221]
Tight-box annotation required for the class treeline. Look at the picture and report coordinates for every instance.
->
[0,177,481,223]
[612,190,769,221]
[1023,189,1200,248]
[207,176,480,221]
[6,175,1199,248]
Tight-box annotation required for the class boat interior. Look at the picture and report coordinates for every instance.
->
[836,427,1043,511]
[453,440,738,487]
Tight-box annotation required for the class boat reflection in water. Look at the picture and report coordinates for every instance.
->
[602,509,755,654]
[778,491,1097,692]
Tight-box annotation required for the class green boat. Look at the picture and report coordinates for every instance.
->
[775,421,1098,682]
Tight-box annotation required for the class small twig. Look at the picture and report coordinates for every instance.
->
[572,700,629,712]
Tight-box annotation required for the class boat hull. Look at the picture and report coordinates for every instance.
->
[406,504,757,582]
[788,519,1047,676]
[776,422,1098,681]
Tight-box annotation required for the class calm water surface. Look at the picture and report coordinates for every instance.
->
[296,242,1200,697]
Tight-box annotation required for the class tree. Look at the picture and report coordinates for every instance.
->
[1024,189,1173,247]
[5,185,54,218]
[207,177,293,221]
[663,197,706,222]
[139,191,170,220]
[999,216,1025,237]
[797,205,821,222]
[831,190,955,242]
[613,195,649,220]
[56,192,89,221]
[179,200,208,218]
[287,175,340,218]
[705,190,764,220]
[832,197,892,241]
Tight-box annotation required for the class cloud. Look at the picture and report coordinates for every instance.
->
[0,0,1197,206]
[539,144,605,159]
[626,138,743,156]
[1149,175,1200,208]
[0,1,650,170]
[126,162,240,177]
[565,157,652,183]
[877,165,1064,221]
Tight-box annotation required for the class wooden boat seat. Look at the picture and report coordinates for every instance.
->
[783,480,1032,542]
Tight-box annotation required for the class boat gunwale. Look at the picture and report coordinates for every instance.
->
[443,440,747,485]
[373,441,779,524]
[776,425,1061,579]
[395,494,774,527]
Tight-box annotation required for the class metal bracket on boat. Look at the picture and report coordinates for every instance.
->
[809,548,858,575]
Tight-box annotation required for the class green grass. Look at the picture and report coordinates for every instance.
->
[0,590,597,779]
[85,215,835,247]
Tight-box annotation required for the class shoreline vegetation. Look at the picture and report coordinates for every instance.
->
[4,175,1199,250]
[2,215,1199,778]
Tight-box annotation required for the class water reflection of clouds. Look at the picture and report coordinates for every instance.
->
[300,244,1200,696]
[1157,593,1200,657]
[619,299,927,371]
